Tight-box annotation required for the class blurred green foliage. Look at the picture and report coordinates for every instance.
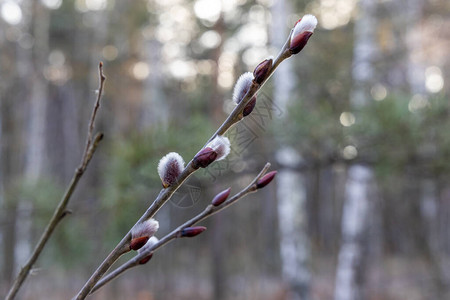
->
[286,92,450,179]
[100,114,213,241]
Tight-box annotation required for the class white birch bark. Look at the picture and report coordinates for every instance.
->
[276,149,310,300]
[349,0,378,109]
[25,1,49,182]
[334,165,373,300]
[335,0,378,299]
[404,1,450,294]
[403,0,425,95]
[271,0,310,298]
[17,0,50,269]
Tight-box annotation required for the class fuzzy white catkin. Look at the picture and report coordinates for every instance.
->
[232,72,254,104]
[206,136,230,161]
[138,236,159,254]
[157,152,185,186]
[131,218,159,239]
[292,14,318,38]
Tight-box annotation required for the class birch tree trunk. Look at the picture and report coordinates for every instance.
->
[334,0,378,299]
[1,51,24,286]
[25,1,49,182]
[15,0,51,271]
[403,1,449,294]
[334,166,373,300]
[271,0,310,298]
[404,0,426,96]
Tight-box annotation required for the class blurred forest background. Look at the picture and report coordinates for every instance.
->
[1,0,450,299]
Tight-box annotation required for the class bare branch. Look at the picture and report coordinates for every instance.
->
[82,62,106,169]
[90,163,272,294]
[75,20,308,299]
[5,62,106,300]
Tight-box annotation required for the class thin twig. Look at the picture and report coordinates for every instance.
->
[82,62,106,169]
[90,163,272,294]
[5,62,106,300]
[74,29,295,300]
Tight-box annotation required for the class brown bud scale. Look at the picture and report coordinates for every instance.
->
[212,187,231,206]
[290,31,313,54]
[256,171,278,189]
[139,252,154,265]
[130,236,150,251]
[243,97,257,117]
[180,226,207,238]
[253,59,272,84]
[193,147,218,169]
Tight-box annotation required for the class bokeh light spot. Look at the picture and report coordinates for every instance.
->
[340,112,355,127]
[199,30,221,49]
[42,0,62,10]
[371,84,387,101]
[194,0,221,24]
[1,1,23,25]
[425,66,444,93]
[132,62,150,81]
[343,145,357,160]
[102,45,118,61]
[408,94,429,113]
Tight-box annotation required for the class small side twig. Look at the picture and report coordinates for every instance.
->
[90,163,272,294]
[5,62,106,300]
[82,63,106,169]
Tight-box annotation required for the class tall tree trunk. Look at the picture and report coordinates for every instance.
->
[18,1,51,267]
[140,38,168,130]
[335,0,379,299]
[334,165,373,300]
[276,154,310,299]
[271,0,310,298]
[26,0,49,182]
[1,70,23,285]
[402,0,449,294]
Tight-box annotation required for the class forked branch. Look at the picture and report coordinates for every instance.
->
[74,13,317,299]
[5,62,106,300]
[90,163,274,294]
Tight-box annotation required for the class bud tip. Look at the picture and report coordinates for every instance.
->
[180,226,207,238]
[211,187,232,206]
[256,171,278,189]
[253,58,273,85]
[290,14,317,54]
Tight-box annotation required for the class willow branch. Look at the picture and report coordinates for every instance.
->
[5,62,106,300]
[90,163,272,294]
[74,27,295,300]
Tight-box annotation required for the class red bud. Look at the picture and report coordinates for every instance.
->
[243,97,257,116]
[180,226,207,238]
[256,171,277,189]
[130,236,150,251]
[139,252,153,265]
[289,31,313,54]
[193,147,218,169]
[253,59,272,84]
[211,187,231,206]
